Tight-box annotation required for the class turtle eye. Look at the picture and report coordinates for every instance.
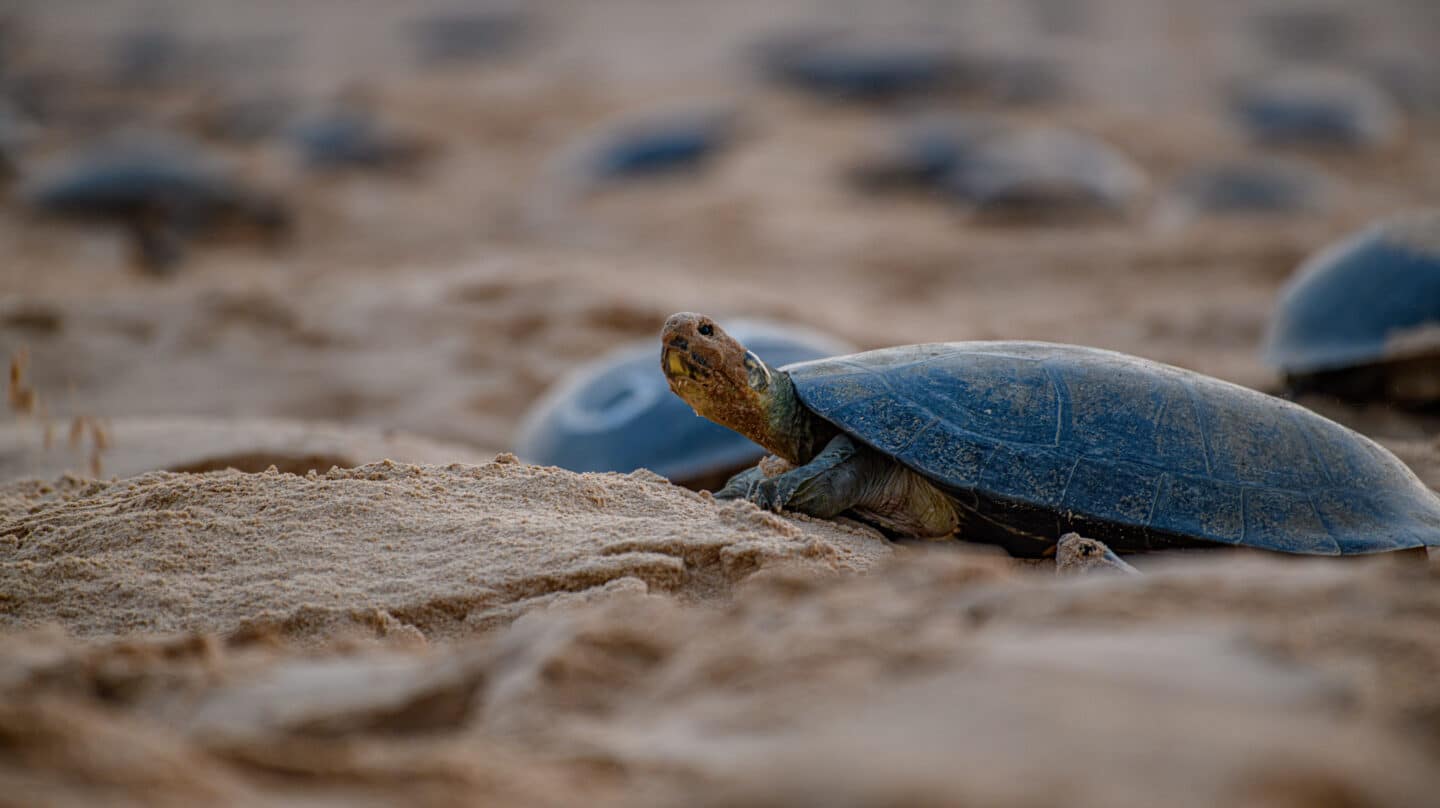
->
[743,351,770,391]
[698,323,714,336]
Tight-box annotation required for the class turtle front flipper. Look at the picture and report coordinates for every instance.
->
[127,210,187,275]
[721,434,960,538]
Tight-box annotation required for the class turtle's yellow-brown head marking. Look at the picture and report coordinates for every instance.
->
[662,312,791,457]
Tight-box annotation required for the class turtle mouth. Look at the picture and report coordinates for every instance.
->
[662,340,712,384]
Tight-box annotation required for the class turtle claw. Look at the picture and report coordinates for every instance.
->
[715,465,766,501]
[748,477,793,512]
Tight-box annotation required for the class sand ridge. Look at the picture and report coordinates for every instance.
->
[0,458,892,641]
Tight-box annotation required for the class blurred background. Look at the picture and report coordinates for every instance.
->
[2,0,1438,481]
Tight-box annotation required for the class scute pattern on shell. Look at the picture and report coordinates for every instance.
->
[784,342,1440,554]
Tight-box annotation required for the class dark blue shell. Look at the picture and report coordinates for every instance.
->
[1171,158,1329,215]
[942,127,1144,219]
[516,321,851,482]
[24,142,236,217]
[786,342,1440,554]
[850,114,1012,192]
[1232,70,1401,149]
[291,110,429,171]
[757,33,957,101]
[1264,211,1440,374]
[582,111,734,180]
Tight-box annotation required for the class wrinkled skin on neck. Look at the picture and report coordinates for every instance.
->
[660,312,828,464]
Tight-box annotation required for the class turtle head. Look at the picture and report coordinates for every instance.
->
[661,312,804,462]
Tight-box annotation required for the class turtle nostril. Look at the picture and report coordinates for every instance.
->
[698,323,714,337]
[669,336,689,350]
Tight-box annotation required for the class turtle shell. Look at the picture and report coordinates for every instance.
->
[1170,157,1330,216]
[942,126,1145,221]
[24,140,235,217]
[582,109,734,180]
[1232,69,1401,149]
[1264,210,1440,374]
[785,342,1440,555]
[756,31,958,102]
[515,321,851,484]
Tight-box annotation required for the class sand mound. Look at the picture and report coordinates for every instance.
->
[3,551,1439,806]
[0,458,890,641]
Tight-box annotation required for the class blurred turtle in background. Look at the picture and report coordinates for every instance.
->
[754,30,960,103]
[1167,157,1331,217]
[944,126,1145,223]
[21,136,292,275]
[515,320,852,489]
[1232,69,1403,150]
[1264,210,1440,408]
[754,30,1064,106]
[407,9,529,66]
[851,117,1142,222]
[576,108,738,182]
[848,112,1013,193]
[290,105,435,175]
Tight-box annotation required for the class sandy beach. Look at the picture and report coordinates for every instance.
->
[3,0,1440,804]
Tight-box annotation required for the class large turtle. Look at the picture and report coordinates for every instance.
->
[661,313,1440,556]
[1263,210,1440,406]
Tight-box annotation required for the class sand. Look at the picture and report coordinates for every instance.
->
[0,459,889,640]
[3,0,1440,804]
[3,538,1440,806]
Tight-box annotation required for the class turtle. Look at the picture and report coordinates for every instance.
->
[516,320,851,488]
[661,312,1440,557]
[941,126,1145,222]
[22,137,291,274]
[754,30,960,103]
[1168,157,1331,216]
[847,113,1014,194]
[1231,69,1402,150]
[580,109,737,181]
[1263,210,1440,407]
[290,107,434,174]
